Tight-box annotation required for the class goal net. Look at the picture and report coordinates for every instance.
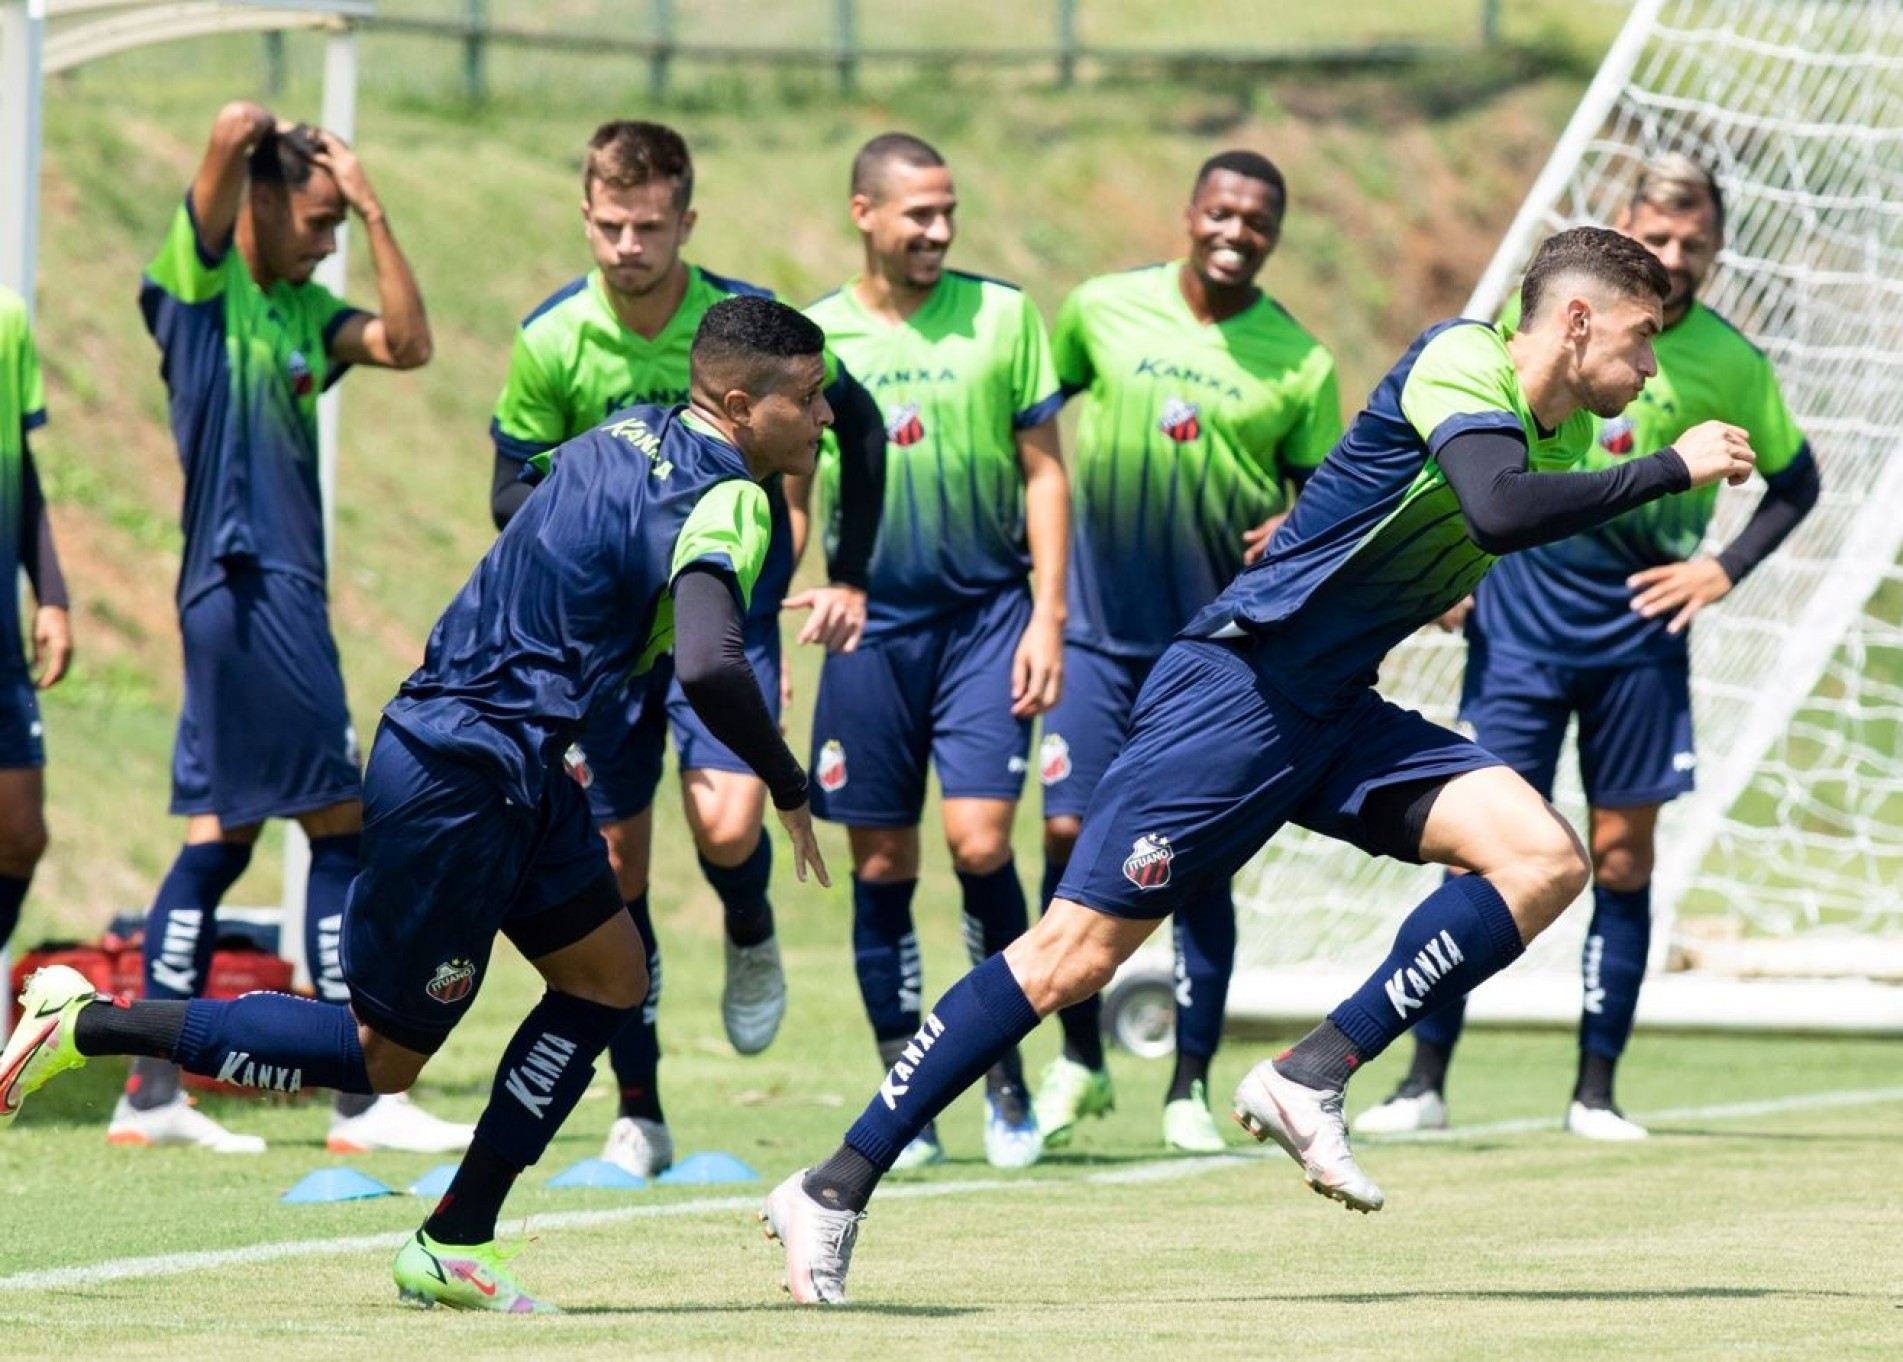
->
[1222,0,1903,1034]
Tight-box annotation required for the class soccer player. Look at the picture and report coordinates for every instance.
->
[0,288,72,958]
[3,294,834,1314]
[1357,154,1821,1141]
[758,226,1762,1305]
[1032,150,1342,1154]
[803,132,1068,1170]
[122,102,464,1155]
[490,121,885,1178]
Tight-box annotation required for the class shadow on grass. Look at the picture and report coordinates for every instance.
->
[558,1302,980,1318]
[1262,1286,1882,1305]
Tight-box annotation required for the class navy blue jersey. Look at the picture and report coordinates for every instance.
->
[384,405,771,805]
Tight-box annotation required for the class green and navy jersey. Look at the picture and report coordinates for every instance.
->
[0,286,48,675]
[807,269,1062,635]
[139,196,362,605]
[387,404,771,806]
[493,265,796,618]
[1184,319,1595,711]
[1476,298,1808,664]
[1055,262,1342,658]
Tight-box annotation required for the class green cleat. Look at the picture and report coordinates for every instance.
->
[1033,1056,1115,1150]
[1,965,100,1119]
[1163,1080,1229,1153]
[393,1229,561,1314]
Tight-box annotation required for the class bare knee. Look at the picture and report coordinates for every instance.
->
[0,815,47,878]
[1504,833,1591,938]
[693,818,762,869]
[359,1027,428,1094]
[850,826,919,882]
[1001,903,1147,1014]
[947,828,1012,876]
[1042,817,1081,867]
[1593,845,1653,894]
[943,800,1015,876]
[683,772,765,867]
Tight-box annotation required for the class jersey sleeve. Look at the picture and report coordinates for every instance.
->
[1281,346,1344,472]
[1735,353,1806,478]
[6,296,46,435]
[492,327,569,462]
[1399,325,1525,455]
[670,478,773,611]
[303,281,365,387]
[145,197,231,306]
[1009,291,1065,430]
[1050,285,1094,398]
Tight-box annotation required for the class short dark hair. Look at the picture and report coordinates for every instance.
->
[692,295,826,392]
[850,132,946,201]
[585,120,694,210]
[1521,225,1670,325]
[1192,149,1286,209]
[248,125,325,193]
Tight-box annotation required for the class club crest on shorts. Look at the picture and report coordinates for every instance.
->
[1598,413,1636,455]
[1122,833,1174,890]
[817,739,848,793]
[1039,732,1073,785]
[426,958,477,1005]
[563,743,595,789]
[1158,397,1201,444]
[885,401,926,448]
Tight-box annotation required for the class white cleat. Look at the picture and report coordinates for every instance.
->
[1232,1060,1384,1213]
[106,1093,266,1154]
[1353,1088,1450,1135]
[982,1090,1044,1170]
[760,1169,863,1306]
[721,936,787,1056]
[1565,1101,1649,1142]
[328,1092,475,1155]
[602,1115,675,1178]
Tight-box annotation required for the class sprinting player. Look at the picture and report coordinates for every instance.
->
[1357,154,1820,1141]
[490,120,884,1179]
[123,101,464,1155]
[759,227,1763,1305]
[1033,150,1342,1154]
[0,288,72,958]
[3,294,834,1314]
[804,132,1068,1170]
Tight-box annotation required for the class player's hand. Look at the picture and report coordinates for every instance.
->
[1241,512,1288,566]
[1434,595,1474,634]
[1011,609,1064,718]
[32,605,71,690]
[775,801,830,888]
[783,584,867,653]
[1670,421,1757,489]
[1627,557,1733,635]
[308,130,381,220]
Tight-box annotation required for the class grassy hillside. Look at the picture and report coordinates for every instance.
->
[19,11,1616,937]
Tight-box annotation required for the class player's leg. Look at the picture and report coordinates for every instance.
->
[0,677,49,956]
[1162,885,1236,1152]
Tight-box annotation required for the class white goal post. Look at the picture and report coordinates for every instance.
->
[1215,0,1903,1036]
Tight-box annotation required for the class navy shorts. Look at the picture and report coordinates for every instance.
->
[1039,644,1154,821]
[1459,636,1695,808]
[0,673,45,770]
[341,722,621,1053]
[1057,639,1503,921]
[170,568,361,827]
[809,588,1034,826]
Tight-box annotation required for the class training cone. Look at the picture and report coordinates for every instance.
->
[657,1151,758,1185]
[282,1168,395,1204]
[546,1157,648,1190]
[407,1163,459,1199]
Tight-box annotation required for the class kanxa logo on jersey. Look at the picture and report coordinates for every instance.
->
[885,402,926,447]
[1598,413,1636,455]
[426,958,477,1005]
[287,349,314,399]
[817,739,849,793]
[1122,833,1174,890]
[1158,397,1202,444]
[1039,733,1073,785]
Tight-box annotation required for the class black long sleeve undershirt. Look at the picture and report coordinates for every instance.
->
[1716,445,1820,584]
[20,441,68,610]
[491,449,540,531]
[825,368,886,590]
[1437,428,1691,555]
[672,566,809,810]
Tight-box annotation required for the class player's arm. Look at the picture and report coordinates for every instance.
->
[20,440,71,690]
[189,101,276,254]
[783,362,885,653]
[1243,353,1344,565]
[1014,418,1068,718]
[488,330,565,530]
[318,133,432,371]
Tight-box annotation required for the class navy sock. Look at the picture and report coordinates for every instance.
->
[956,860,1028,963]
[473,989,634,1170]
[1409,870,1475,1065]
[843,954,1040,1169]
[852,876,921,1038]
[1041,856,1106,1070]
[1172,886,1236,1063]
[605,893,664,1123]
[1580,883,1650,1061]
[1327,874,1526,1062]
[701,837,775,948]
[142,842,253,1000]
[172,991,369,1094]
[0,872,28,952]
[304,834,360,1005]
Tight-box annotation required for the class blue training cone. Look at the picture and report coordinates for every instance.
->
[408,1163,459,1199]
[546,1157,648,1190]
[657,1151,759,1186]
[282,1168,395,1204]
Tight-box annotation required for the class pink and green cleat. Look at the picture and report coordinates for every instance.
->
[0,965,101,1118]
[393,1229,561,1314]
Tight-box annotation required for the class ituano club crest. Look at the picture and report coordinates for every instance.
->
[1122,833,1174,890]
[426,958,477,1005]
[1158,397,1201,444]
[1039,733,1073,786]
[1598,413,1636,455]
[817,739,849,793]
[885,402,926,447]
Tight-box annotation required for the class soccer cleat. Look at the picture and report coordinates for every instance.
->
[393,1228,559,1313]
[1353,1087,1450,1135]
[106,1093,266,1154]
[1162,1079,1228,1153]
[889,1126,946,1170]
[982,1087,1044,1170]
[1232,1059,1385,1213]
[721,936,787,1056]
[760,1169,863,1306]
[601,1115,674,1178]
[1033,1056,1115,1150]
[328,1092,475,1155]
[1564,1100,1649,1142]
[1,965,100,1119]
